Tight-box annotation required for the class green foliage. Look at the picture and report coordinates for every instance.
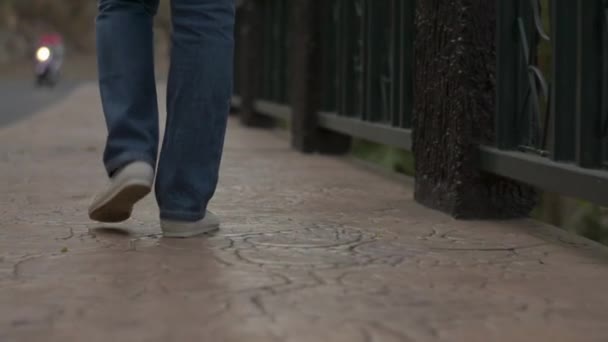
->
[351,140,415,177]
[563,202,608,245]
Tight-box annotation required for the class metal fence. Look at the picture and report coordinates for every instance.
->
[234,0,413,149]
[315,0,414,150]
[233,0,608,208]
[480,0,608,205]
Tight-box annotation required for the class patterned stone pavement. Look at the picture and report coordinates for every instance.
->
[1,84,608,342]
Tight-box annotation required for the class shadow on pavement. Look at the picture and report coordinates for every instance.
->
[91,226,133,236]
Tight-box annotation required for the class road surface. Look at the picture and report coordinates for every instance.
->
[0,79,78,127]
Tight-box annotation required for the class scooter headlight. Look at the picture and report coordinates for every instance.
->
[36,47,51,62]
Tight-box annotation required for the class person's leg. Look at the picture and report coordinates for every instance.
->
[96,0,160,175]
[90,0,160,223]
[156,0,235,225]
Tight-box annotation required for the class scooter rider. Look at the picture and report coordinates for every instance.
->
[35,33,64,84]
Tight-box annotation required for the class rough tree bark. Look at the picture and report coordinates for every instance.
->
[413,0,536,219]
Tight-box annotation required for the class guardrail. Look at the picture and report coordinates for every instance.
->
[232,0,608,218]
[481,0,608,206]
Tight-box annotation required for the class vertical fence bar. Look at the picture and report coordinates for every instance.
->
[320,0,338,111]
[353,0,365,119]
[274,0,283,103]
[400,0,415,129]
[274,0,288,104]
[279,0,289,103]
[516,0,536,148]
[576,0,603,168]
[262,2,272,100]
[270,0,279,102]
[388,0,401,127]
[269,0,277,101]
[233,6,242,100]
[496,0,520,149]
[550,0,577,161]
[338,0,356,118]
[333,0,341,111]
[268,0,276,101]
[364,0,387,123]
[603,5,608,167]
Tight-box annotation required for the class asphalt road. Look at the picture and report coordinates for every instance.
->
[0,79,79,127]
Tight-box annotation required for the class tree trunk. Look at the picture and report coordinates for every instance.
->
[413,0,536,219]
[288,0,350,154]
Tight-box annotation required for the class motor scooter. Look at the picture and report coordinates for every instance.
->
[35,45,62,87]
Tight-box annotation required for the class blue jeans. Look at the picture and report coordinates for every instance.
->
[96,0,234,221]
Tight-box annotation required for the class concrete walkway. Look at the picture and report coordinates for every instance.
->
[1,84,608,342]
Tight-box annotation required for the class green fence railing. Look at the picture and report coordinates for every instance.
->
[316,0,414,150]
[480,0,608,206]
[235,0,413,149]
[233,0,608,217]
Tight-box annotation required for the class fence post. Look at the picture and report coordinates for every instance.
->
[412,0,536,218]
[576,0,604,168]
[288,0,350,154]
[237,0,274,127]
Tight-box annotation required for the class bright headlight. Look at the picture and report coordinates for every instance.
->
[36,47,51,62]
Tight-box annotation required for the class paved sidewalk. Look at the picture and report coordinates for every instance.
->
[1,84,608,342]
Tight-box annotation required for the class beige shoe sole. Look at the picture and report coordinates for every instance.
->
[89,179,151,223]
[162,224,219,238]
[161,211,220,238]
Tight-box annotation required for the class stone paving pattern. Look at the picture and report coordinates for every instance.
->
[2,84,608,342]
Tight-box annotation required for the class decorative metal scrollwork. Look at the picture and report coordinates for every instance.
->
[517,0,552,156]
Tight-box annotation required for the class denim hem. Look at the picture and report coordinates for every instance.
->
[105,152,156,177]
[160,209,207,222]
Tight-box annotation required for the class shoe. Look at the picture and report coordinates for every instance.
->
[89,161,154,223]
[161,211,220,238]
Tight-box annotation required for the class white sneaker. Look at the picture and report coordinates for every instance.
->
[89,161,154,223]
[161,211,220,238]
